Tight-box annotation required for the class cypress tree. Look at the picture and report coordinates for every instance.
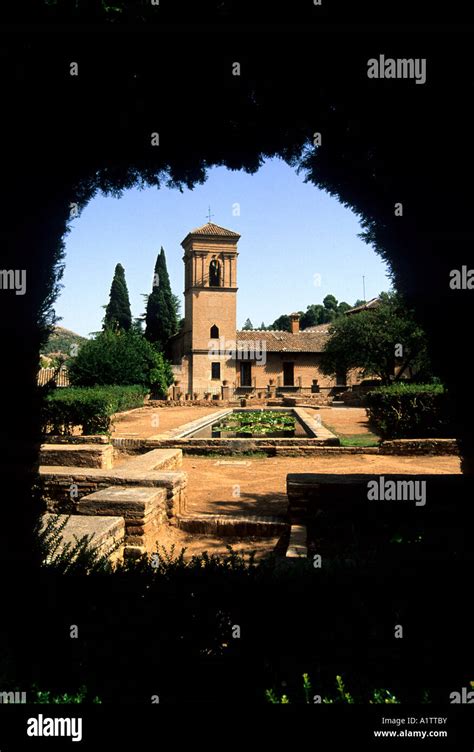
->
[103,263,132,332]
[145,247,178,349]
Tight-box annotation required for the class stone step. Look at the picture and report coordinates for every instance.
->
[77,485,167,520]
[108,446,182,470]
[286,524,308,558]
[40,443,114,469]
[177,513,288,537]
[40,513,124,561]
[39,466,187,517]
[76,485,170,555]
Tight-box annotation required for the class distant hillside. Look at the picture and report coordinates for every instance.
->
[41,326,88,356]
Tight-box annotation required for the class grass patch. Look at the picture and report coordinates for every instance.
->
[338,434,380,447]
[323,423,380,447]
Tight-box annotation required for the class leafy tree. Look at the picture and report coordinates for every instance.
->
[321,294,339,322]
[319,292,433,385]
[69,329,174,396]
[300,304,324,329]
[103,263,132,332]
[145,247,178,350]
[242,318,254,330]
[337,301,351,316]
[322,294,338,311]
[269,314,291,332]
[299,299,351,329]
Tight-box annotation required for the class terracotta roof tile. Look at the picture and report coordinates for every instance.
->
[235,328,330,353]
[183,222,241,240]
[299,324,332,334]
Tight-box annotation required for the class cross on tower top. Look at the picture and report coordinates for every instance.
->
[206,206,214,223]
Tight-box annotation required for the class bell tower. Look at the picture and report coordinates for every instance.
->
[180,222,240,392]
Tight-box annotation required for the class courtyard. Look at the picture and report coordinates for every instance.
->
[99,404,461,559]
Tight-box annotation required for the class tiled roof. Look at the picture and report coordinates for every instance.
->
[183,222,241,241]
[235,327,330,353]
[299,323,332,334]
[346,297,380,314]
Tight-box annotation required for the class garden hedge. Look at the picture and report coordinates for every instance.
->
[41,385,148,435]
[365,383,453,439]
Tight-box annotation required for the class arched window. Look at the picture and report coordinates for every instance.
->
[210,324,219,338]
[209,259,221,286]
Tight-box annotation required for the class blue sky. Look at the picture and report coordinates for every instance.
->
[57,158,392,337]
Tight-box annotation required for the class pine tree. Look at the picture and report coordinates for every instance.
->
[145,247,178,349]
[242,318,254,330]
[103,263,132,332]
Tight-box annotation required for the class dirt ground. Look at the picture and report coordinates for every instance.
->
[142,452,461,560]
[182,455,461,517]
[317,406,373,435]
[111,405,224,438]
[147,523,281,562]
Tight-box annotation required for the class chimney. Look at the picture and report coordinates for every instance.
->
[289,312,300,334]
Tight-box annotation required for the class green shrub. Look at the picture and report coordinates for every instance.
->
[41,384,147,434]
[365,382,453,439]
[68,329,173,396]
[35,513,122,574]
[266,673,399,704]
[33,686,102,704]
[6,538,459,704]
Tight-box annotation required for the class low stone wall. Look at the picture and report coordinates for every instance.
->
[112,437,379,455]
[177,513,288,537]
[273,445,378,456]
[41,512,125,562]
[145,399,239,408]
[287,472,464,523]
[112,447,182,471]
[286,524,308,558]
[40,467,187,521]
[40,443,114,469]
[380,438,459,455]
[127,437,339,452]
[283,395,333,407]
[341,391,367,406]
[77,486,168,557]
[42,435,110,444]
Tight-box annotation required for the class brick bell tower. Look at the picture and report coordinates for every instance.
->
[180,222,240,393]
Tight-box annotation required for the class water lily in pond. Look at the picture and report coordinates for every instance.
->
[214,410,296,435]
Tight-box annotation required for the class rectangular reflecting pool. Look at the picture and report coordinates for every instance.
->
[186,409,312,439]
